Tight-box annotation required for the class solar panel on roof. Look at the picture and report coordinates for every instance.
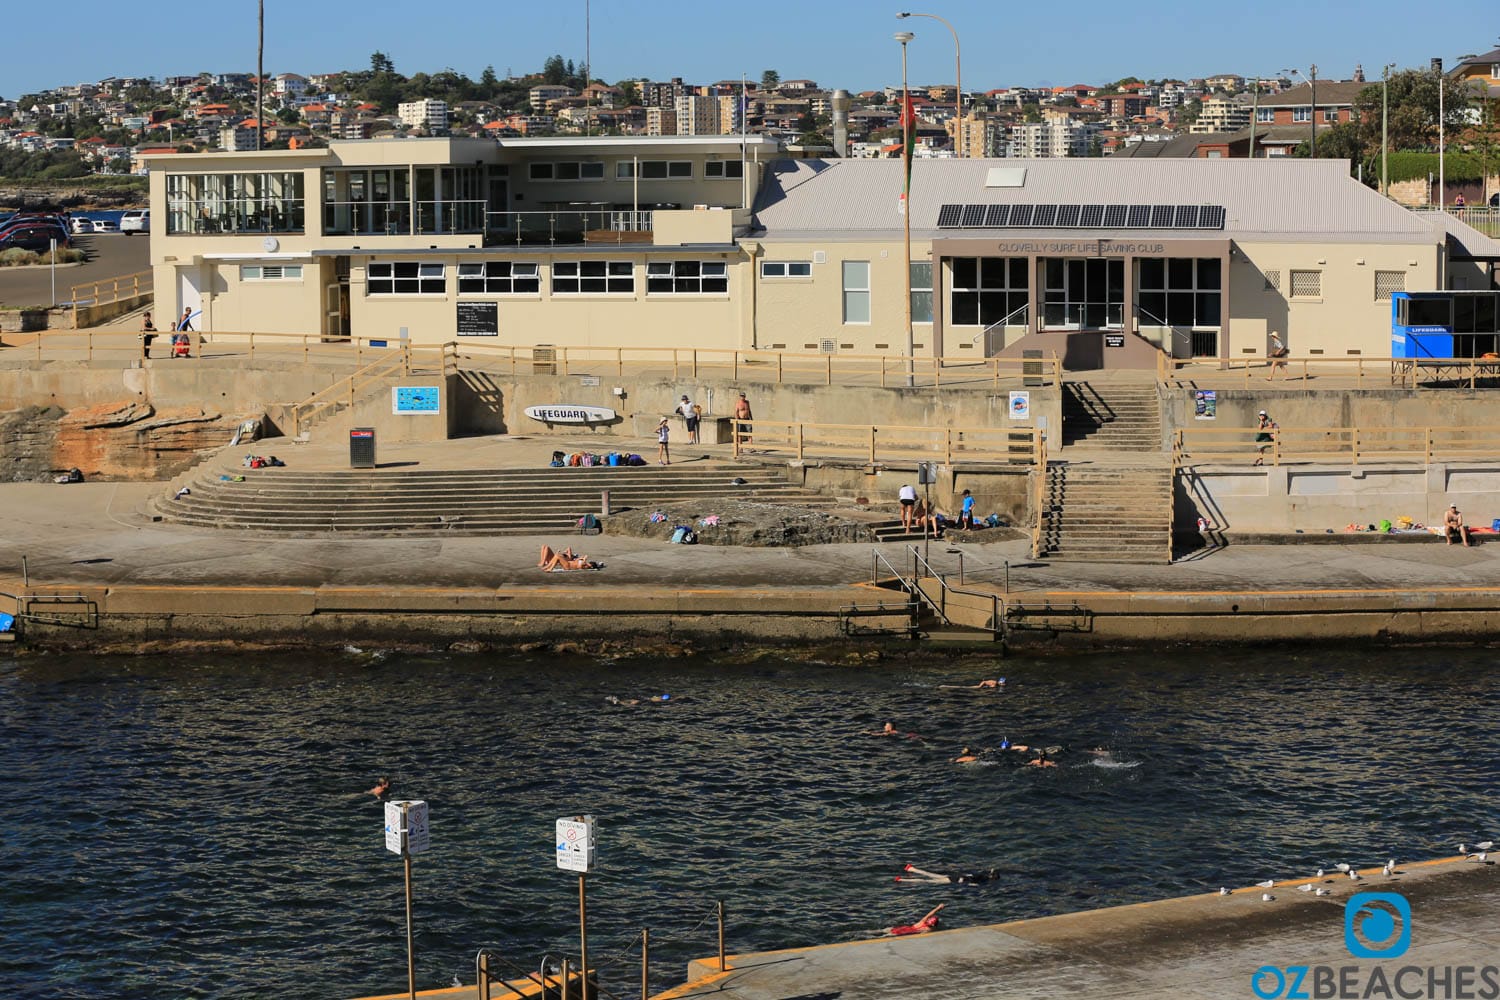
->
[1009,204,1034,226]
[984,204,1010,227]
[961,204,988,227]
[1056,205,1081,227]
[1151,205,1175,228]
[1081,205,1105,227]
[1127,205,1152,227]
[936,204,963,228]
[1174,205,1199,228]
[1032,204,1058,227]
[1103,205,1128,227]
[1200,205,1226,229]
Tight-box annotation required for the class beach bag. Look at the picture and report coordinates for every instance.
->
[607,453,620,467]
[577,513,601,535]
[582,453,594,467]
[1377,519,1392,533]
[569,453,582,467]
[551,450,566,467]
[628,454,645,466]
[670,525,697,544]
[1493,518,1500,532]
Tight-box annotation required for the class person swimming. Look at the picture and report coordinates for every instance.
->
[1026,750,1058,768]
[939,678,1006,690]
[953,746,981,764]
[888,902,944,935]
[369,776,391,798]
[897,864,1000,885]
[867,721,921,739]
[606,694,670,706]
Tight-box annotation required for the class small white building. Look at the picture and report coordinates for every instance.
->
[399,99,449,132]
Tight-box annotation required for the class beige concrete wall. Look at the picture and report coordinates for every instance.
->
[1179,462,1500,532]
[651,209,735,245]
[1164,387,1500,440]
[1229,240,1438,358]
[752,239,930,356]
[200,260,326,334]
[343,252,747,348]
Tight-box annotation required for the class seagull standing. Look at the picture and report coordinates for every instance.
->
[1315,868,1326,878]
[1348,870,1362,881]
[1257,879,1275,888]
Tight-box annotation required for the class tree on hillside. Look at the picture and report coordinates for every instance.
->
[761,69,780,92]
[542,55,568,86]
[618,80,640,107]
[371,51,396,75]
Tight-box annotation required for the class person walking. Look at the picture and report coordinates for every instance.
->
[898,483,918,531]
[1266,331,1289,381]
[656,416,671,465]
[177,307,193,332]
[1253,410,1277,466]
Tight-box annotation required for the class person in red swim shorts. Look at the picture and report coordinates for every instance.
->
[888,902,944,936]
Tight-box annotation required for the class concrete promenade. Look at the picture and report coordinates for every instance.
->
[3,429,1500,647]
[657,858,1498,1000]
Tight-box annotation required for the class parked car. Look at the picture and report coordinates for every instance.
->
[92,218,118,233]
[70,215,94,234]
[120,210,149,235]
[0,225,70,253]
[0,218,68,246]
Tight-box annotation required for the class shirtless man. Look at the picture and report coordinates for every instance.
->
[1026,750,1058,768]
[1444,504,1472,547]
[369,777,391,798]
[733,392,753,446]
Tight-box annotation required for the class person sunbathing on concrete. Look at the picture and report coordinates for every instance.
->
[538,545,600,571]
[897,864,1000,885]
[888,902,944,936]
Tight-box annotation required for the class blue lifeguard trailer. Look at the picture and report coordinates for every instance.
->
[1391,291,1500,358]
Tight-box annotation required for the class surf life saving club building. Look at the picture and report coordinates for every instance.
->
[145,136,1498,369]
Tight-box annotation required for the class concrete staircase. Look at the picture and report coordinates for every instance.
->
[1061,379,1163,452]
[1037,462,1174,563]
[153,462,837,536]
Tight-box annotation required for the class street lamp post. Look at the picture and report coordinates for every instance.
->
[897,12,961,157]
[1381,63,1395,198]
[896,30,915,387]
[1432,57,1445,207]
[1282,66,1318,157]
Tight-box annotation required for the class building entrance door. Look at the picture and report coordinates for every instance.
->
[1042,257,1123,330]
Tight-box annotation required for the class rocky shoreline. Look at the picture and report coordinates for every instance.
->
[0,180,148,212]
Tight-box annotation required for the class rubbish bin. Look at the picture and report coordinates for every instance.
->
[350,427,376,468]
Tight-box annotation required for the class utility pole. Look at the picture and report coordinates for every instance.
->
[1381,64,1394,198]
[1433,57,1445,206]
[1309,64,1318,157]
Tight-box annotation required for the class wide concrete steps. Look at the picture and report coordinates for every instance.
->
[1061,381,1163,453]
[154,463,836,536]
[1039,463,1173,563]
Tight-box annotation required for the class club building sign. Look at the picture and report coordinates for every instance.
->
[935,237,1230,258]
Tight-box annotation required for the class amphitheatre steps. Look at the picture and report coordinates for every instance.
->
[153,462,839,537]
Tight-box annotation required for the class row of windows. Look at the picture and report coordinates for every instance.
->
[526,160,743,181]
[370,260,728,296]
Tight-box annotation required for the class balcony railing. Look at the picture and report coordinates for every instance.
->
[323,199,487,237]
[167,201,306,235]
[1408,205,1500,237]
[486,210,653,245]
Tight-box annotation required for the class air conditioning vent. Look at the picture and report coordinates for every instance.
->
[819,339,837,354]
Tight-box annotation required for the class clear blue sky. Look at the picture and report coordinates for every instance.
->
[1,0,1484,99]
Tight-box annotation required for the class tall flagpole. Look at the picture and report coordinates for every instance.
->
[896,31,915,388]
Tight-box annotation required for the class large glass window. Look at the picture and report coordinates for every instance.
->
[950,257,1028,326]
[324,168,410,235]
[1045,258,1124,329]
[553,260,634,294]
[458,262,540,294]
[1137,257,1221,327]
[367,262,446,295]
[166,171,306,234]
[646,260,728,294]
[910,262,933,324]
[627,160,693,179]
[842,260,870,324]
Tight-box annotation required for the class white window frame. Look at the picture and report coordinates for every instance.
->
[240,264,303,281]
[457,261,540,295]
[552,260,634,295]
[760,261,812,279]
[1292,107,1311,123]
[1322,108,1338,123]
[910,261,933,324]
[529,161,604,181]
[646,260,729,295]
[842,260,871,325]
[1256,107,1274,123]
[704,160,745,179]
[367,261,446,295]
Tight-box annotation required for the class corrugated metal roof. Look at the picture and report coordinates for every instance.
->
[751,158,1438,244]
[1426,212,1500,259]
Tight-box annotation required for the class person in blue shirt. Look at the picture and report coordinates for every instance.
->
[959,490,976,530]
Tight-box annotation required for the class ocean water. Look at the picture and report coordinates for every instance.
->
[1,645,1495,998]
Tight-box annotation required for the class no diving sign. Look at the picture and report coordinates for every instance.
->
[556,815,597,873]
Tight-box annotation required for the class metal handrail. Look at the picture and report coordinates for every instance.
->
[905,544,1008,639]
[974,301,1031,346]
[729,418,1041,466]
[290,345,409,436]
[1030,432,1049,560]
